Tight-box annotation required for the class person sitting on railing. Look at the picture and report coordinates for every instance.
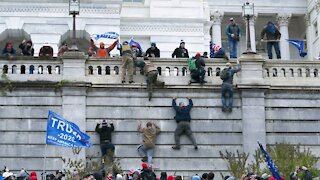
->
[90,39,118,59]
[190,53,206,84]
[39,42,53,58]
[261,21,281,59]
[19,39,34,56]
[145,43,160,58]
[2,43,16,58]
[220,59,241,113]
[211,44,229,60]
[172,40,189,58]
[57,41,69,57]
[136,57,165,100]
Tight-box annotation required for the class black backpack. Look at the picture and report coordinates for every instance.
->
[220,68,231,80]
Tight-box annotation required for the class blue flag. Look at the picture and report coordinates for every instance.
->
[258,141,282,180]
[129,38,143,51]
[46,111,91,148]
[287,39,307,57]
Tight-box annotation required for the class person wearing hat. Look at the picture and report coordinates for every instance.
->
[2,43,16,58]
[172,40,189,58]
[120,41,135,84]
[19,39,34,56]
[171,96,198,150]
[225,17,240,59]
[95,120,115,158]
[190,53,206,84]
[90,38,118,58]
[39,42,53,58]
[261,21,281,59]
[137,121,160,165]
[140,163,156,180]
[2,172,14,180]
[146,43,160,58]
[220,59,241,112]
[211,43,229,60]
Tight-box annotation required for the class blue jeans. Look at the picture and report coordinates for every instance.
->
[221,83,233,109]
[100,142,115,157]
[228,40,238,58]
[267,42,281,59]
[137,144,154,165]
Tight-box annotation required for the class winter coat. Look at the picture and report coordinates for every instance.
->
[172,99,193,122]
[146,47,160,57]
[95,123,114,143]
[172,47,189,58]
[139,125,160,148]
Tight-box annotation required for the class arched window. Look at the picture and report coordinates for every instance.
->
[306,68,310,77]
[289,68,294,77]
[55,66,61,74]
[106,66,111,75]
[272,68,277,77]
[3,65,8,74]
[38,65,43,74]
[207,67,213,76]
[173,67,179,76]
[182,67,187,76]
[281,68,286,77]
[264,68,270,77]
[12,65,17,74]
[47,65,52,74]
[297,68,302,77]
[165,67,170,76]
[97,66,102,75]
[88,66,93,75]
[29,65,35,74]
[21,65,26,74]
[114,66,119,75]
[157,67,162,76]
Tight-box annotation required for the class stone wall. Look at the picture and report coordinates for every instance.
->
[1,54,320,178]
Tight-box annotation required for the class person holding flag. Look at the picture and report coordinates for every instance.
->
[261,21,281,59]
[89,38,118,58]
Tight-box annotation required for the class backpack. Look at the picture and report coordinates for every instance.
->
[188,58,197,71]
[220,68,230,80]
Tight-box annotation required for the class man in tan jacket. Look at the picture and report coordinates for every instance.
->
[137,121,160,165]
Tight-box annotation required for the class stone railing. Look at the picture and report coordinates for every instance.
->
[1,54,320,89]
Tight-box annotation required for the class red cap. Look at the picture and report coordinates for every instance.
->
[195,53,201,57]
[142,163,148,169]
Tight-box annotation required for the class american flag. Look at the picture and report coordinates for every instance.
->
[258,141,282,180]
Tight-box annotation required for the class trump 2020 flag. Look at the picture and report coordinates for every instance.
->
[129,38,143,51]
[287,39,307,57]
[258,141,282,180]
[46,111,91,148]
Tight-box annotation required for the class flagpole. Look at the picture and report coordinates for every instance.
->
[43,144,48,180]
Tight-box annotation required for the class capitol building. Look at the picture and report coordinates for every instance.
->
[0,0,318,60]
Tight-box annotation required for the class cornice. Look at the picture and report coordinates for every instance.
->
[120,24,203,33]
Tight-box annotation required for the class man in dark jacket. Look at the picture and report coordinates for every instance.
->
[171,97,197,150]
[172,40,189,58]
[190,53,206,84]
[39,42,53,58]
[261,21,281,59]
[220,59,241,113]
[146,43,160,57]
[95,120,115,158]
[19,39,34,56]
[225,18,240,59]
[2,43,16,58]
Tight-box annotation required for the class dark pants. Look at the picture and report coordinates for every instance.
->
[100,142,115,157]
[147,70,164,100]
[267,42,281,59]
[174,121,197,148]
[214,49,229,60]
[221,83,233,109]
[191,68,206,83]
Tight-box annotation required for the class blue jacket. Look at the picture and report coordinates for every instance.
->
[225,24,240,41]
[172,99,193,122]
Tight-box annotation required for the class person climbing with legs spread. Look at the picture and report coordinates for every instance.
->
[220,59,241,113]
[171,96,198,150]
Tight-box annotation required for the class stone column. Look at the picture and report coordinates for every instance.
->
[238,54,267,162]
[249,16,257,52]
[204,21,214,54]
[210,10,224,46]
[305,13,313,60]
[61,51,89,165]
[277,13,291,60]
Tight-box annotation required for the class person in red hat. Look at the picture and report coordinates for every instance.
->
[2,43,16,58]
[140,163,156,180]
[190,53,206,84]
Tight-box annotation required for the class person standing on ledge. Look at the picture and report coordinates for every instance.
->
[172,40,189,58]
[171,97,198,150]
[95,120,115,159]
[261,21,281,59]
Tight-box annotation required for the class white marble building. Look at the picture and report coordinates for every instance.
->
[0,0,318,59]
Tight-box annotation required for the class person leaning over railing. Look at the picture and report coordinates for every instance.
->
[145,42,160,58]
[190,53,207,84]
[172,40,189,58]
[19,39,34,56]
[1,43,16,59]
[39,42,53,58]
[57,41,69,57]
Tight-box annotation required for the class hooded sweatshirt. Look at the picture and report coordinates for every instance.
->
[30,172,37,180]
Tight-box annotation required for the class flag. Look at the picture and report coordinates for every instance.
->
[258,141,282,180]
[46,111,91,148]
[210,41,214,58]
[129,38,143,51]
[287,39,307,57]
